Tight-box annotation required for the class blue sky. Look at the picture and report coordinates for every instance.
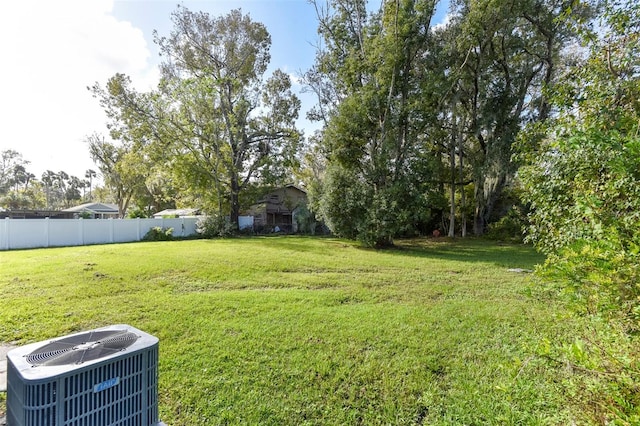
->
[0,0,449,179]
[113,1,321,76]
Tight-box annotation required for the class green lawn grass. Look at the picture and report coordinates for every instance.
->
[1,237,584,424]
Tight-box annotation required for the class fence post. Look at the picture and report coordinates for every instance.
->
[2,218,9,250]
[78,218,84,246]
[109,218,114,243]
[45,217,50,248]
[136,218,141,241]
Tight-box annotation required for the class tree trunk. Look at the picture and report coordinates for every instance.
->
[448,119,457,238]
[229,173,240,231]
[459,129,466,238]
[473,194,486,236]
[473,172,506,236]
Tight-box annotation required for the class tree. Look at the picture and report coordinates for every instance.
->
[41,170,57,209]
[53,171,70,207]
[520,0,640,316]
[85,169,97,200]
[517,3,640,421]
[310,0,443,247]
[92,7,301,227]
[87,133,146,218]
[442,0,584,235]
[66,176,83,205]
[9,164,28,192]
[428,21,470,238]
[152,7,302,227]
[307,0,580,244]
[90,74,178,215]
[0,150,29,195]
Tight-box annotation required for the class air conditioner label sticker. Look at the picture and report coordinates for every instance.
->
[94,377,120,393]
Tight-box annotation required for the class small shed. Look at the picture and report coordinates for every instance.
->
[245,185,308,233]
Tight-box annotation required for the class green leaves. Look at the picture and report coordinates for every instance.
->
[517,29,640,422]
[312,0,443,246]
[520,0,640,343]
[157,7,301,223]
[91,7,302,224]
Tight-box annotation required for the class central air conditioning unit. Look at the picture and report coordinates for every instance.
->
[6,324,161,426]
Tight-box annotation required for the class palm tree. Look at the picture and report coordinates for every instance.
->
[23,172,35,190]
[80,179,89,199]
[85,169,97,201]
[66,176,83,205]
[11,164,27,192]
[41,170,56,209]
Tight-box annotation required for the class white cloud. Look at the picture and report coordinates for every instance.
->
[431,12,453,32]
[288,72,304,87]
[0,0,158,179]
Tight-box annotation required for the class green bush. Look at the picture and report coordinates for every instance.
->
[517,3,640,421]
[196,214,235,238]
[319,164,435,247]
[142,226,174,241]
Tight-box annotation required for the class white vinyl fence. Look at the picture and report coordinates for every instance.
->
[0,217,201,251]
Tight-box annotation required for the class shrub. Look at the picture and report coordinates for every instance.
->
[196,214,235,238]
[142,226,174,241]
[319,164,435,247]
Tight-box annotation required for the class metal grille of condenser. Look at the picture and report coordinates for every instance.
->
[26,330,140,367]
[6,324,159,426]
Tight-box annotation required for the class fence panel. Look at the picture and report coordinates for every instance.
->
[3,219,48,250]
[48,218,82,247]
[82,219,112,245]
[0,217,201,251]
[113,219,139,243]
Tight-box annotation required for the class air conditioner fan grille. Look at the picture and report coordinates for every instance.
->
[26,330,140,366]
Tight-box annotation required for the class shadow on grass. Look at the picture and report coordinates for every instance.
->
[228,235,545,270]
[392,238,546,268]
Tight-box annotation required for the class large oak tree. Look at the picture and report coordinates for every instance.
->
[92,7,301,227]
[156,7,301,226]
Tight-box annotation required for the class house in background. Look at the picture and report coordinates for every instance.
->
[244,185,308,233]
[62,202,120,219]
[0,203,120,219]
